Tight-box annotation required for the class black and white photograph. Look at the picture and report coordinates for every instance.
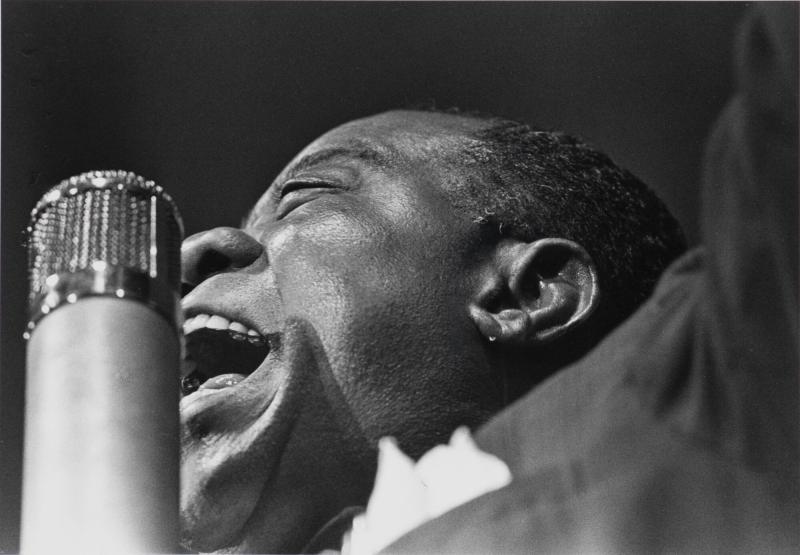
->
[1,2,797,553]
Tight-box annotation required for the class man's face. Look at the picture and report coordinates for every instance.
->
[179,111,503,552]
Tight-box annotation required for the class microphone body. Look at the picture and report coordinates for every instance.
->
[21,171,183,553]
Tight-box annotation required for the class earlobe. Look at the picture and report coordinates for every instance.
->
[468,304,503,342]
[469,238,600,347]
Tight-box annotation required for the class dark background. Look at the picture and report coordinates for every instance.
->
[1,2,748,551]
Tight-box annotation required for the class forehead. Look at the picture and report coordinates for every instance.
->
[332,110,485,143]
[283,111,486,176]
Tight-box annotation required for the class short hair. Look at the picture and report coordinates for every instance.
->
[426,109,688,330]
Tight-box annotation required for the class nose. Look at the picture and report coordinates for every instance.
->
[181,227,264,293]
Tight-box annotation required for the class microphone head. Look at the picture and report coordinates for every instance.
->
[26,170,184,337]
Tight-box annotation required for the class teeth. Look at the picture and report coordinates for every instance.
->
[229,321,248,334]
[206,315,229,330]
[183,313,209,334]
[182,313,263,340]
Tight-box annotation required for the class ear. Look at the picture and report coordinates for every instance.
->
[469,238,600,347]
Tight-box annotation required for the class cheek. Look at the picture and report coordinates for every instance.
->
[269,205,416,302]
[265,211,388,336]
[267,196,472,348]
[263,200,479,436]
[270,211,407,327]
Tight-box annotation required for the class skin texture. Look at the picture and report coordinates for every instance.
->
[179,111,599,553]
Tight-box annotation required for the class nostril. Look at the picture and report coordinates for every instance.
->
[181,227,264,288]
[181,246,235,290]
[181,282,195,297]
[195,250,234,282]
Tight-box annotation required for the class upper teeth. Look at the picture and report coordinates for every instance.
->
[183,313,263,339]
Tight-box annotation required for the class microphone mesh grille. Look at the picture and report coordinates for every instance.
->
[27,171,183,313]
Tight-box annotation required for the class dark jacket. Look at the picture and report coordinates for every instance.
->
[383,5,799,553]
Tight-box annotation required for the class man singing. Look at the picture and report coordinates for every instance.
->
[177,4,797,553]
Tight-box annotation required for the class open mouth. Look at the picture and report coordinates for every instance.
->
[181,314,271,396]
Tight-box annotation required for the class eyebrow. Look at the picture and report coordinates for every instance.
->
[284,145,392,179]
[241,145,394,228]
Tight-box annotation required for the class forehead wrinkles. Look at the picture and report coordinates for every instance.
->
[286,141,399,178]
[389,129,477,160]
[309,110,487,173]
[388,131,488,195]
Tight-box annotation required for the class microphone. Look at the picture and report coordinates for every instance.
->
[21,171,183,553]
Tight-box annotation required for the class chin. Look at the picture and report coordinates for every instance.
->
[178,323,305,552]
[177,318,378,553]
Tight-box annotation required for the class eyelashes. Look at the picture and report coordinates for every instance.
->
[242,179,340,230]
[275,179,339,218]
[279,179,322,196]
[277,178,335,197]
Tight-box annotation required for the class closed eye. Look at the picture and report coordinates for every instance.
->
[278,179,318,195]
[276,179,338,218]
